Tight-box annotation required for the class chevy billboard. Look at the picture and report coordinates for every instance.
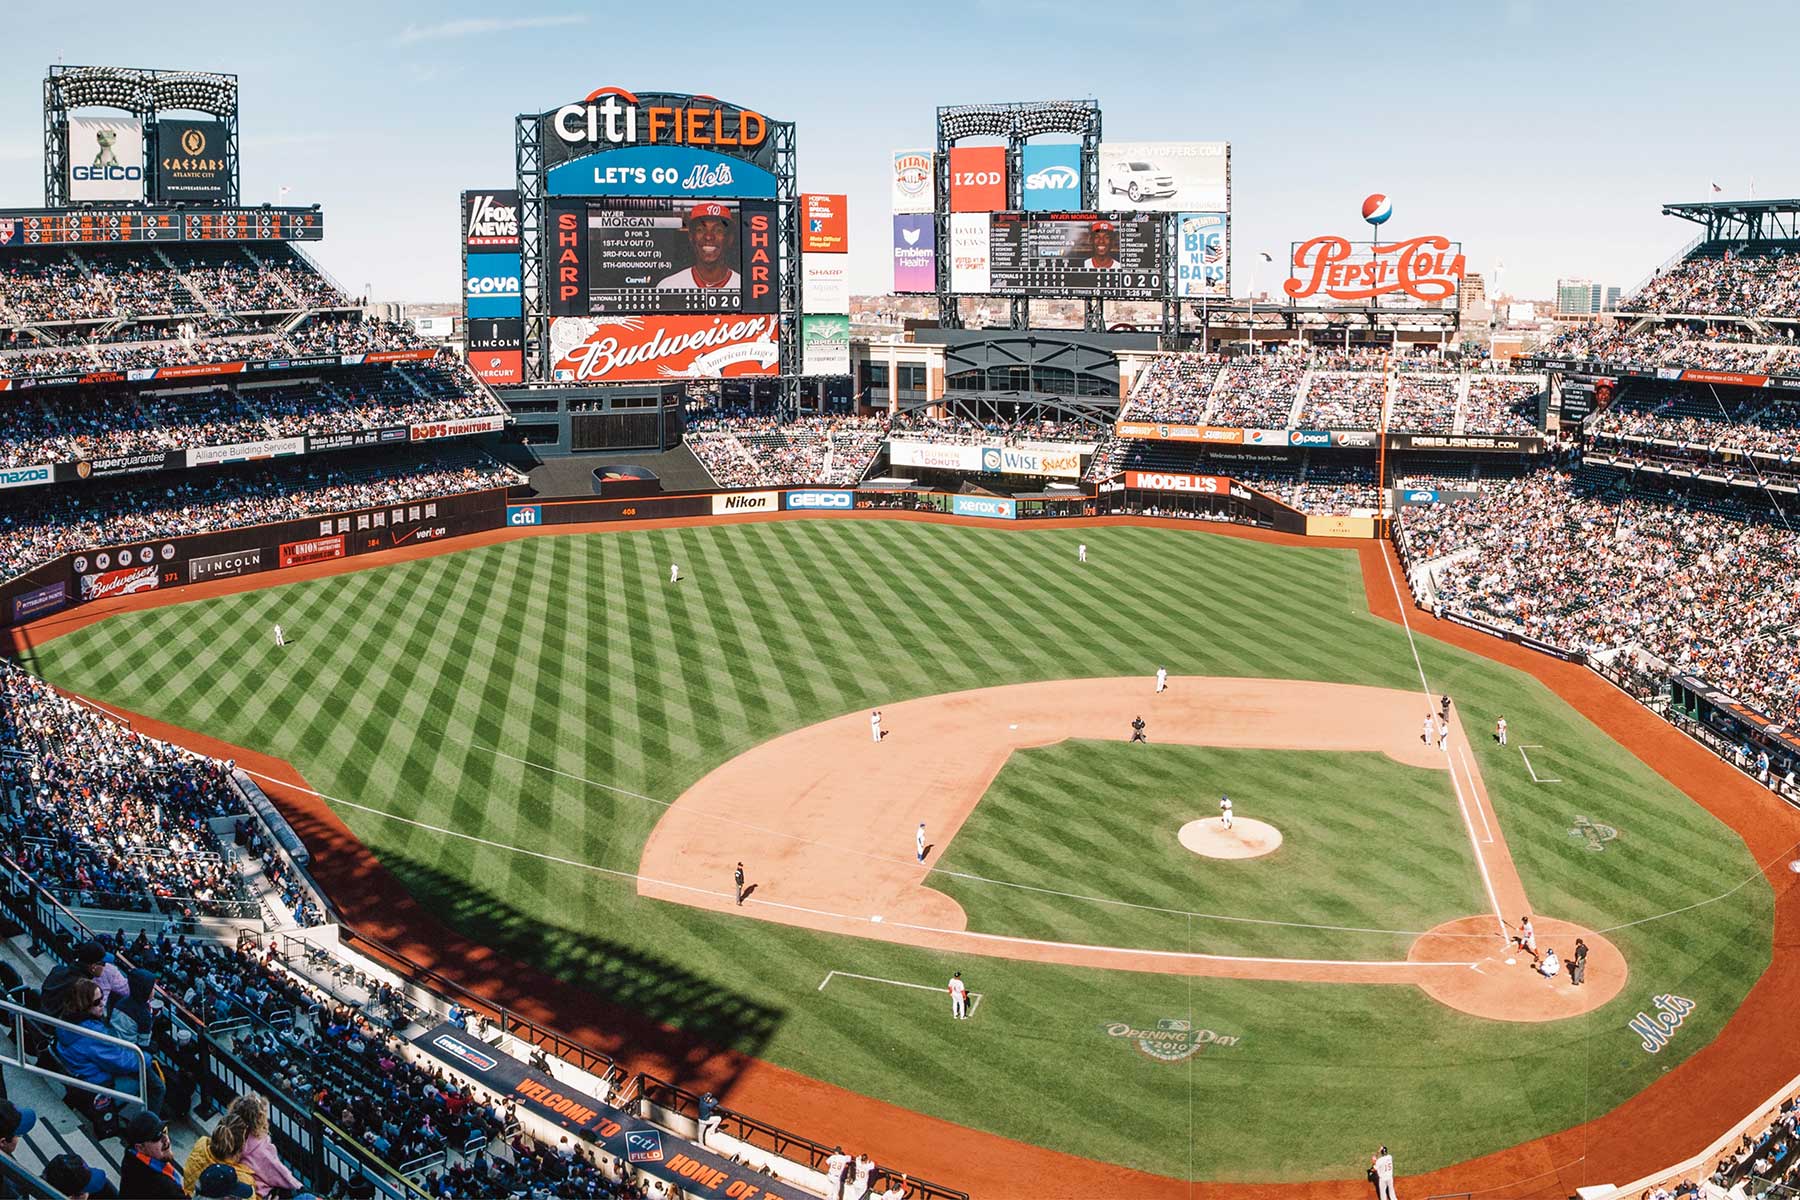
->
[1099,142,1229,213]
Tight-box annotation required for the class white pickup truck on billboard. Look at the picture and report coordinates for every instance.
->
[1098,142,1229,213]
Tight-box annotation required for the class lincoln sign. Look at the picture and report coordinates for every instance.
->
[1285,235,1465,303]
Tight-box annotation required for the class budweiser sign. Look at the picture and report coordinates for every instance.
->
[1284,235,1465,303]
[549,315,779,384]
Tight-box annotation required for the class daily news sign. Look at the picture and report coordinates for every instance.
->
[1284,235,1465,303]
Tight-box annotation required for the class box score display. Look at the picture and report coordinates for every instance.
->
[987,212,1164,299]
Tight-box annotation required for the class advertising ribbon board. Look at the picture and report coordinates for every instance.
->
[549,315,778,384]
[279,535,345,569]
[410,1023,814,1200]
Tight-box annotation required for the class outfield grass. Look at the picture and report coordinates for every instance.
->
[24,521,1774,1181]
[936,742,1487,960]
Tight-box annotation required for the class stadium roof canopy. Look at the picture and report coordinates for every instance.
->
[1662,198,1800,242]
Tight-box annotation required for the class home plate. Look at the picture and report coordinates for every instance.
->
[1009,723,1018,730]
[1504,958,1517,965]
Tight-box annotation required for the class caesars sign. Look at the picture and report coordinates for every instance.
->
[541,87,779,198]
[1285,236,1466,303]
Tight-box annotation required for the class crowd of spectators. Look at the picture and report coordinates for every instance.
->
[885,412,1094,445]
[0,662,259,920]
[0,353,499,468]
[1588,387,1800,459]
[1386,375,1459,433]
[1396,469,1800,727]
[1626,247,1800,318]
[1300,373,1386,430]
[1535,320,1799,375]
[1464,377,1542,436]
[1711,1089,1800,1193]
[685,413,888,487]
[0,453,523,580]
[1206,361,1306,428]
[0,245,349,330]
[1120,356,1223,423]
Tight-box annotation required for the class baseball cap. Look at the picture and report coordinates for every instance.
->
[687,202,732,225]
[42,1153,107,1198]
[123,1106,166,1144]
[198,1163,255,1198]
[0,1101,35,1139]
[71,941,105,966]
[1090,220,1116,232]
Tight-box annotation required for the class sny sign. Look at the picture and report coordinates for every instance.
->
[1285,235,1465,303]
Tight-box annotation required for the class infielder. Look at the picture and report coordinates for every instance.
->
[915,822,927,863]
[1421,714,1433,745]
[1436,718,1449,753]
[870,709,883,743]
[948,971,968,1019]
[1496,716,1508,746]
[669,562,680,584]
[273,623,285,647]
[1155,666,1167,693]
[1219,794,1233,829]
[1077,543,1087,563]
[734,862,746,906]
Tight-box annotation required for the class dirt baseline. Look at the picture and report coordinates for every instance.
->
[638,675,1622,1013]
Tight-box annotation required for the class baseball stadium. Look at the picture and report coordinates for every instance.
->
[0,27,1798,1200]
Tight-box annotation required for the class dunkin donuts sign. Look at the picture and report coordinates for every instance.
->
[549,315,778,383]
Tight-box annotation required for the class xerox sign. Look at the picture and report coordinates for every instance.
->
[952,495,1016,520]
[784,490,853,510]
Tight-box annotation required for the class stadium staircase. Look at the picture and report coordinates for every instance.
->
[241,245,310,312]
[1451,372,1472,435]
[1288,370,1314,427]
[151,246,223,320]
[1203,362,1230,423]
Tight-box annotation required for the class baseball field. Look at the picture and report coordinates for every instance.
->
[18,518,1782,1187]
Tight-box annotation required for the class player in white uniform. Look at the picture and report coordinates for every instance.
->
[948,971,968,1019]
[1422,714,1433,744]
[669,563,680,584]
[1077,543,1087,563]
[1514,915,1538,964]
[273,623,285,647]
[1496,716,1508,746]
[870,709,882,743]
[915,822,926,863]
[1155,666,1167,693]
[1219,794,1233,829]
[825,1148,852,1196]
[1436,718,1449,752]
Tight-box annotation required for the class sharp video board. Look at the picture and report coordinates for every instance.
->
[548,198,776,316]
[983,212,1164,298]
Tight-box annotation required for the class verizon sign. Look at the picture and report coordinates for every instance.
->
[1125,471,1229,494]
[549,315,778,383]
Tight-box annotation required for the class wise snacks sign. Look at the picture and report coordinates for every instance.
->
[1285,235,1465,303]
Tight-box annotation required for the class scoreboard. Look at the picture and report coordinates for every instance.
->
[0,207,324,246]
[548,198,777,317]
[988,212,1163,299]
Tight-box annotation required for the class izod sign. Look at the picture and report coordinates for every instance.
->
[552,87,767,152]
[1285,235,1466,303]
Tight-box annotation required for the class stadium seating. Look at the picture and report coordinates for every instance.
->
[1624,244,1800,318]
[685,413,888,487]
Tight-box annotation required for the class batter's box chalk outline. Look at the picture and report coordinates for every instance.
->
[1519,744,1562,784]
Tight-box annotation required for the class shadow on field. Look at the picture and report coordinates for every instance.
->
[358,848,784,1093]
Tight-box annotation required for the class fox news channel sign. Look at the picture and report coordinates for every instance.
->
[1177,212,1229,298]
[540,87,779,198]
[68,117,146,202]
[1098,142,1229,213]
[1021,144,1081,211]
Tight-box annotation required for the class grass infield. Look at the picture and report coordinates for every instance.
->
[24,521,1773,1181]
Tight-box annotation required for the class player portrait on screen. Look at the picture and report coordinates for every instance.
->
[1080,220,1119,270]
[657,202,741,291]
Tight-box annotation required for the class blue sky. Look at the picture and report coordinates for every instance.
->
[3,0,1795,304]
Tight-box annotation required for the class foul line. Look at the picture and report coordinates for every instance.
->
[1458,744,1495,843]
[235,766,1482,971]
[1519,744,1562,784]
[1381,546,1509,940]
[819,970,984,1016]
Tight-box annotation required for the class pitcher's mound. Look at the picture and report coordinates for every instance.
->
[1178,817,1283,859]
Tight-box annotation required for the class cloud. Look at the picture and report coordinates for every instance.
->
[395,15,586,44]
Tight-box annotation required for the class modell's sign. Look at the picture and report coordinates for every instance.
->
[548,315,778,384]
[551,88,767,152]
[1284,235,1465,303]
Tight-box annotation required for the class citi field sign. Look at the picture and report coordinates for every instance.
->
[544,88,772,165]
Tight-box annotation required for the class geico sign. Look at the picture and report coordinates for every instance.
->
[466,274,520,296]
[1127,472,1223,493]
[71,165,143,183]
[786,490,852,509]
[553,87,767,150]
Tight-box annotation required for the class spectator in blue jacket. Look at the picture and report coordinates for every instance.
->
[57,980,164,1115]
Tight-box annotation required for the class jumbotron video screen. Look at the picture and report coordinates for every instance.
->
[548,198,777,316]
[990,211,1162,299]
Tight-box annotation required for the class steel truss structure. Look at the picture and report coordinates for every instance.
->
[43,65,240,208]
[1662,198,1800,244]
[516,105,803,413]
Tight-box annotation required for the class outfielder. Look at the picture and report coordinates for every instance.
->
[870,709,883,743]
[1078,543,1087,564]
[1219,794,1233,829]
[670,562,680,584]
[1155,666,1167,694]
[273,623,285,648]
[948,971,968,1019]
[1496,716,1508,746]
[915,822,927,863]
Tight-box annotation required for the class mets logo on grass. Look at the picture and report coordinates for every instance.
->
[1100,1018,1242,1063]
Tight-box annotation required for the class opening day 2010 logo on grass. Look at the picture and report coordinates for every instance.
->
[1099,1018,1243,1062]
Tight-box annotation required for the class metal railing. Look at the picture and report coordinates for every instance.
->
[0,992,150,1107]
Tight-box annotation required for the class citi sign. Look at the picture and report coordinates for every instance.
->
[552,87,768,150]
[507,505,542,526]
[785,490,852,510]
